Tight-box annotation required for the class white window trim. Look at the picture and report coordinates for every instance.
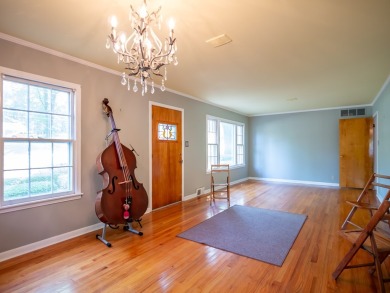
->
[206,115,245,172]
[0,66,82,214]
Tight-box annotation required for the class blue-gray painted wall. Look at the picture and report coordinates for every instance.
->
[249,107,373,185]
[373,78,390,199]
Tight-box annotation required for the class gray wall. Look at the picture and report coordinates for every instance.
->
[249,110,340,184]
[373,78,390,199]
[248,107,373,185]
[0,38,249,253]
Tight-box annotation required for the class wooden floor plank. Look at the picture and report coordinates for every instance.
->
[0,180,388,292]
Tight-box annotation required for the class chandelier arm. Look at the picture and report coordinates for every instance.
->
[150,69,163,77]
[149,38,176,66]
[148,7,162,24]
[125,62,140,72]
[150,28,163,51]
[126,31,138,50]
[126,69,140,77]
[138,39,147,62]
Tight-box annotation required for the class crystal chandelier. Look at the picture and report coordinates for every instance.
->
[106,0,178,96]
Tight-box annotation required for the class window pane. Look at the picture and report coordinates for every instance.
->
[208,144,218,169]
[237,125,243,136]
[207,119,217,144]
[53,143,71,167]
[30,85,51,112]
[4,170,29,200]
[208,144,218,157]
[237,125,243,145]
[3,109,28,138]
[158,123,177,140]
[220,122,235,165]
[30,168,52,196]
[29,112,51,138]
[237,145,244,155]
[30,142,52,168]
[4,142,29,170]
[53,167,71,193]
[237,155,244,165]
[237,145,244,165]
[52,115,70,139]
[3,80,28,110]
[52,90,70,115]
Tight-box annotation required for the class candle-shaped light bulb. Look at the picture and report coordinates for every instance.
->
[120,33,126,44]
[168,18,175,30]
[139,4,147,18]
[168,18,175,38]
[110,16,118,28]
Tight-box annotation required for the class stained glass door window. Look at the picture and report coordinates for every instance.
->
[158,123,177,141]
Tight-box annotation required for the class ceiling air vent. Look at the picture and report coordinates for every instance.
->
[340,108,365,117]
[206,34,232,48]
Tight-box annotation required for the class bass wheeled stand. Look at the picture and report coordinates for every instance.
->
[96,224,112,247]
[123,218,143,235]
[96,218,143,247]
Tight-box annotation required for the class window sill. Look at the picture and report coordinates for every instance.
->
[206,164,246,174]
[0,193,83,214]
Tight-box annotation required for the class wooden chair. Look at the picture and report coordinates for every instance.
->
[210,164,230,205]
[341,173,390,230]
[333,198,390,293]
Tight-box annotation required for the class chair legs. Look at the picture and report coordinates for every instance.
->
[333,199,390,292]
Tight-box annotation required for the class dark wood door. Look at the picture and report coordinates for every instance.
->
[152,105,183,209]
[339,117,373,188]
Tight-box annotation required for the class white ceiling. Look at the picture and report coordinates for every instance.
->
[0,0,389,116]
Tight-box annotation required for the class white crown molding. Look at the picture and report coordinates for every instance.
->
[371,75,390,106]
[0,32,119,76]
[0,32,247,117]
[250,103,373,117]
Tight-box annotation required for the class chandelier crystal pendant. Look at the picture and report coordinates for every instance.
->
[106,0,178,96]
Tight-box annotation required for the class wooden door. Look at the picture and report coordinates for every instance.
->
[339,117,373,188]
[152,105,183,209]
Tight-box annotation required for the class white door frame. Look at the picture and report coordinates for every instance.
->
[148,101,184,211]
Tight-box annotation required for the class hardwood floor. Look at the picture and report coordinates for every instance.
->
[1,180,389,292]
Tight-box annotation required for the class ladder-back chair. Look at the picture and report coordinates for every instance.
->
[333,197,390,292]
[341,173,390,230]
[210,164,230,205]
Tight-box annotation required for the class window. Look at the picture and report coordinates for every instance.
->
[158,123,177,141]
[0,67,81,212]
[207,115,245,171]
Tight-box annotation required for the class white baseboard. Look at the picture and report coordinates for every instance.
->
[183,177,250,200]
[0,223,102,263]
[249,177,339,187]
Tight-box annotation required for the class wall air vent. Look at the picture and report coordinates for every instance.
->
[340,108,365,117]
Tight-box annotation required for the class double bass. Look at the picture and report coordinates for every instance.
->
[95,98,148,230]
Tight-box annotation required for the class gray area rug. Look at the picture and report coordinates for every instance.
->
[177,205,307,266]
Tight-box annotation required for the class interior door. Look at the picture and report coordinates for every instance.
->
[339,117,373,188]
[152,105,183,209]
